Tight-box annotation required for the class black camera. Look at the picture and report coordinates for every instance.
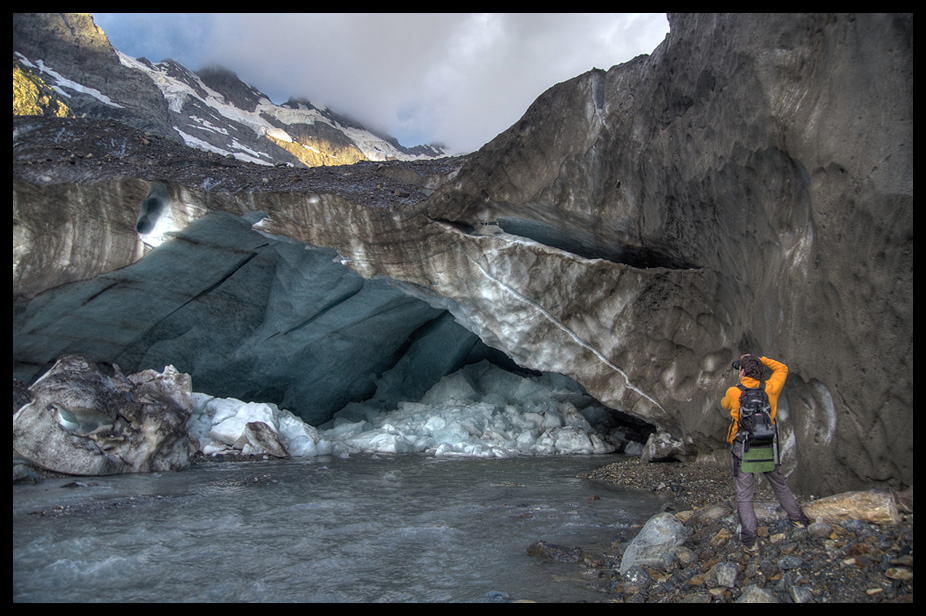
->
[732,359,742,370]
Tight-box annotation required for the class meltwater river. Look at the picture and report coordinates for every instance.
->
[13,454,666,603]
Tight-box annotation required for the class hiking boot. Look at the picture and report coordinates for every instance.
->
[790,518,809,529]
[743,542,758,554]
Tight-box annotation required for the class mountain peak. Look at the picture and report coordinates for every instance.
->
[13,12,447,167]
[195,65,268,112]
[13,13,114,59]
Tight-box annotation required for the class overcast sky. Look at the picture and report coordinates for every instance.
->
[93,13,670,154]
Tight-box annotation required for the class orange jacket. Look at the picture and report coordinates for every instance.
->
[722,356,788,443]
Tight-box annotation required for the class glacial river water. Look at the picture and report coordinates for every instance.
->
[13,454,666,603]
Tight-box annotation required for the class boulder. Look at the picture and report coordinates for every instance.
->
[619,512,688,575]
[640,430,696,463]
[802,489,901,525]
[12,354,195,475]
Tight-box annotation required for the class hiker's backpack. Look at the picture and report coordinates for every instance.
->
[736,382,777,449]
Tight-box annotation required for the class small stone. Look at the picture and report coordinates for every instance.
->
[709,527,732,547]
[676,546,697,568]
[711,561,739,588]
[525,540,583,563]
[788,585,814,603]
[687,573,706,587]
[778,555,804,570]
[692,503,732,523]
[736,584,780,603]
[807,521,834,539]
[885,566,913,581]
[779,542,798,555]
[890,554,913,567]
[622,565,655,594]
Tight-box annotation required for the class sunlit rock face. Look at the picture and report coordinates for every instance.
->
[12,14,912,495]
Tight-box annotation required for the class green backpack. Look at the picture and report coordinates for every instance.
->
[741,442,779,473]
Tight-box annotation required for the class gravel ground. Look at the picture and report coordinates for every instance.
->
[13,115,467,209]
[562,457,914,603]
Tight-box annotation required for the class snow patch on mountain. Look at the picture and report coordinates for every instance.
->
[14,52,123,109]
[118,51,443,165]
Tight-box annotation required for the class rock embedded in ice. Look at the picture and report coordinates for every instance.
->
[209,400,280,447]
[12,354,195,475]
[236,421,290,458]
[192,393,328,458]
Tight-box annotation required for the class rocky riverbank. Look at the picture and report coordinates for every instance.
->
[16,450,912,602]
[543,457,914,603]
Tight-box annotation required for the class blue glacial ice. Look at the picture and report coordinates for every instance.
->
[190,359,617,459]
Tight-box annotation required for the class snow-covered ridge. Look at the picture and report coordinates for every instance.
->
[118,51,441,164]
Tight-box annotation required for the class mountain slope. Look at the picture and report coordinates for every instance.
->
[12,13,447,167]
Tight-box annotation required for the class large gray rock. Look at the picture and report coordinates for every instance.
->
[640,430,697,463]
[12,354,195,475]
[619,512,688,575]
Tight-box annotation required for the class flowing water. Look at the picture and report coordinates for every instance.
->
[13,454,665,603]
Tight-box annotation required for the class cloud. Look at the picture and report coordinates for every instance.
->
[94,13,669,153]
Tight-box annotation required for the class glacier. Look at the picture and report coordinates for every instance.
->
[191,359,618,459]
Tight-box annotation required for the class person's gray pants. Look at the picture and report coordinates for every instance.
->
[732,441,807,545]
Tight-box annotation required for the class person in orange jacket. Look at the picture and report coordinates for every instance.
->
[722,354,809,552]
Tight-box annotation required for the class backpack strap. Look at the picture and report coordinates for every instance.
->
[728,384,746,443]
[737,381,765,396]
